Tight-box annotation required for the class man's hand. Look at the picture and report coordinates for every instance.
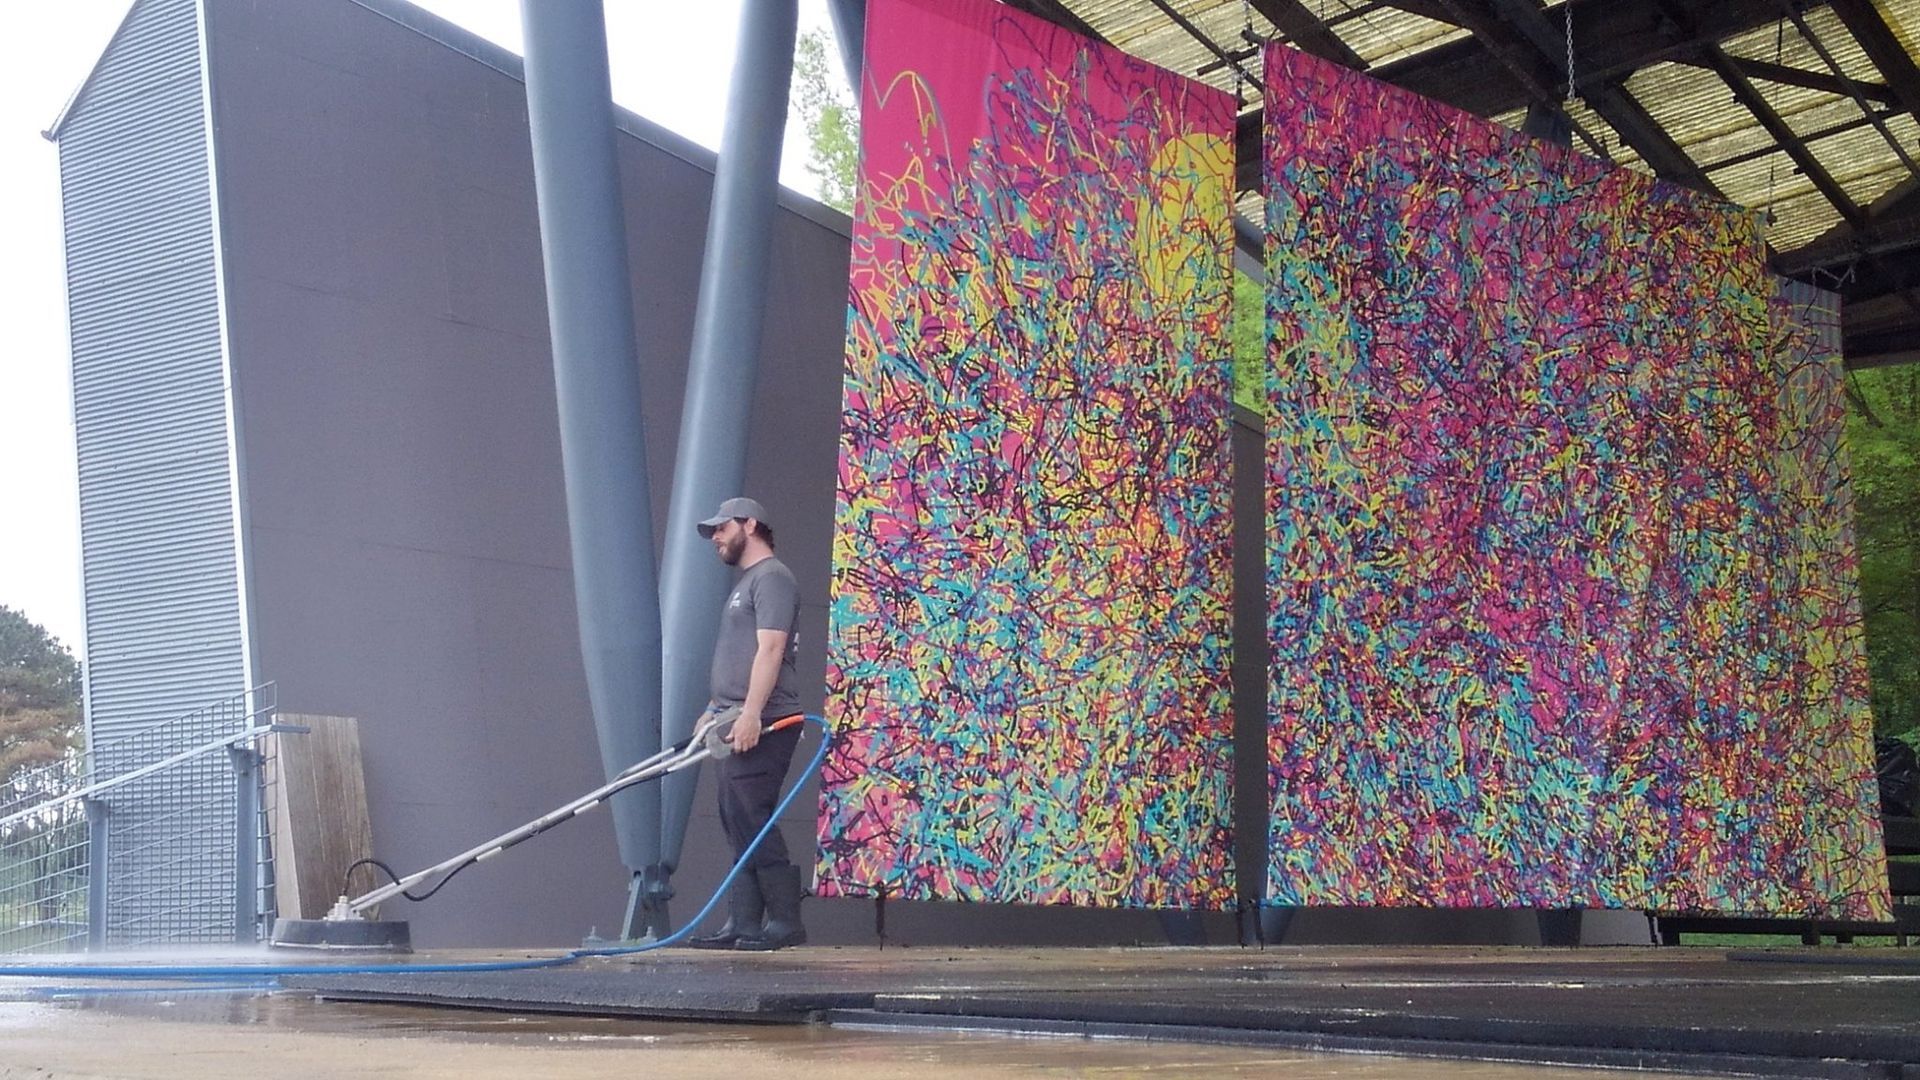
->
[729,708,763,753]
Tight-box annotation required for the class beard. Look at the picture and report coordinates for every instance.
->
[718,531,747,565]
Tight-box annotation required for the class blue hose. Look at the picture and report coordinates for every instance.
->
[0,716,830,981]
[25,981,279,997]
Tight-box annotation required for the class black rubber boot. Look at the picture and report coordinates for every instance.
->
[684,873,763,949]
[735,865,807,951]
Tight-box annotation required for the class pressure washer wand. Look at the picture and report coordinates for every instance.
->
[324,708,797,922]
[329,734,704,919]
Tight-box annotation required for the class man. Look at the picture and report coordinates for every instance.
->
[684,496,808,951]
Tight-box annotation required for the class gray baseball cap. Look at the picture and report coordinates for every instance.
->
[697,496,768,538]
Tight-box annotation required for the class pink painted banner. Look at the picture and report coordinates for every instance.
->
[1263,44,1886,918]
[816,0,1238,908]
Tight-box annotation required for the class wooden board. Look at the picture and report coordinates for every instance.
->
[265,715,377,920]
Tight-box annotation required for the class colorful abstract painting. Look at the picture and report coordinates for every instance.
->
[1263,45,1886,918]
[816,0,1238,909]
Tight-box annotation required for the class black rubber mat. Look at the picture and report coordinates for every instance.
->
[866,975,1920,1064]
[285,947,1920,1073]
[283,967,872,1021]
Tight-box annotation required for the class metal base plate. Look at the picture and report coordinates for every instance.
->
[269,918,413,953]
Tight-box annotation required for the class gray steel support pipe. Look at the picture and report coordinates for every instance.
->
[657,0,799,891]
[519,0,667,933]
[827,0,866,91]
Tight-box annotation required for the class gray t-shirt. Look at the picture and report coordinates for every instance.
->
[709,555,801,715]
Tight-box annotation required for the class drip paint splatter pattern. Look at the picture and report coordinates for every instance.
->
[1263,46,1885,918]
[816,0,1237,908]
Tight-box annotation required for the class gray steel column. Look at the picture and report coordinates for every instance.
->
[519,0,668,935]
[827,0,866,90]
[657,0,799,890]
[84,798,109,950]
[229,745,260,944]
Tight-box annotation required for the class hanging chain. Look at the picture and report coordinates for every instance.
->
[1244,0,1259,104]
[1229,0,1257,108]
[1763,17,1785,226]
[1243,0,1256,102]
[1564,1,1576,104]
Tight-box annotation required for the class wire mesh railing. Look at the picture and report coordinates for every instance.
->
[0,684,283,953]
[0,758,90,954]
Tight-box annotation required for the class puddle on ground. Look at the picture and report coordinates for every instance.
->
[0,983,1719,1079]
[17,988,792,1044]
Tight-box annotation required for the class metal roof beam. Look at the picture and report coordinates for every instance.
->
[1792,178,1920,270]
[1704,41,1867,224]
[1455,0,1725,196]
[1643,0,1864,224]
[1352,0,1601,157]
[996,0,1110,43]
[1374,0,1791,115]
[1770,1,1920,180]
[1846,286,1920,332]
[1845,326,1920,368]
[1775,199,1920,272]
[1581,82,1726,196]
[1248,0,1369,70]
[1701,106,1907,172]
[1670,53,1900,107]
[1320,0,1781,119]
[1828,0,1920,120]
[1144,0,1259,86]
[1846,347,1920,370]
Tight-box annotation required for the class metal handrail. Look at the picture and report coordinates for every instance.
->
[0,723,306,833]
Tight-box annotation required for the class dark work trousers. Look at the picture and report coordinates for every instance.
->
[717,720,804,871]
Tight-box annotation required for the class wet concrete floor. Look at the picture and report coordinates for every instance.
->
[0,946,1755,1078]
[0,986,1713,1079]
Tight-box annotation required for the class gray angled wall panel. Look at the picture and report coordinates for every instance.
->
[55,0,248,944]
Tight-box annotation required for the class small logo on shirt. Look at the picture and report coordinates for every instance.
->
[729,592,743,609]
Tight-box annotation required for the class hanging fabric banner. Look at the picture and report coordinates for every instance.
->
[1263,44,1886,918]
[817,0,1238,908]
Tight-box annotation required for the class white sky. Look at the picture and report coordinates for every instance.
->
[0,1,843,658]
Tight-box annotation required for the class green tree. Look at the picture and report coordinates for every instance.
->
[793,28,859,214]
[0,606,83,780]
[1845,365,1920,742]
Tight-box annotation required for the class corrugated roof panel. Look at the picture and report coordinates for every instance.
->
[1492,105,1528,131]
[1884,0,1920,57]
[1761,186,1848,250]
[1615,60,1905,241]
[1624,62,1752,150]
[1688,125,1781,173]
[1062,0,1913,264]
[1773,92,1893,140]
[1324,7,1470,68]
[1806,113,1920,201]
[1839,157,1918,214]
[1066,0,1176,49]
[1723,8,1883,85]
[1709,146,1847,248]
[1713,147,1811,204]
[1061,0,1267,104]
[1180,0,1270,103]
[1236,187,1263,226]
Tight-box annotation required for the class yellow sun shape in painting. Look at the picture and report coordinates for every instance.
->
[1132,131,1232,302]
